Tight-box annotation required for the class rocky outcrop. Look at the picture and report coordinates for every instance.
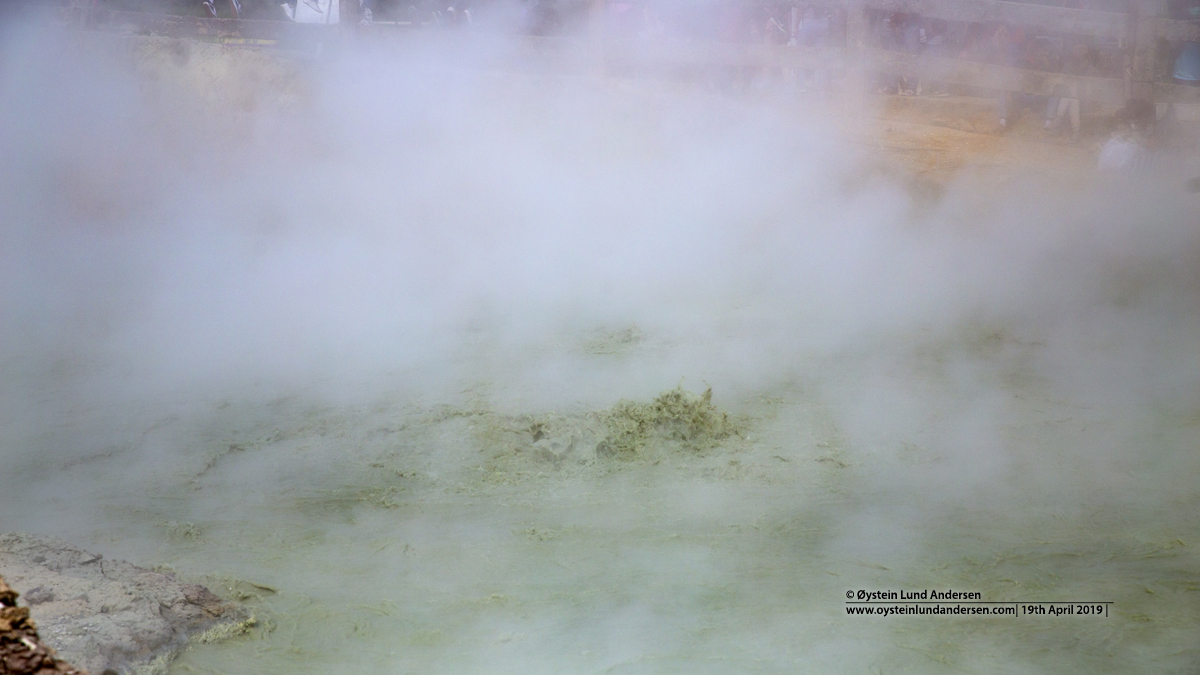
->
[0,574,91,675]
[0,534,248,675]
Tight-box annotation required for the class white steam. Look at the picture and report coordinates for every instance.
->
[2,17,1199,675]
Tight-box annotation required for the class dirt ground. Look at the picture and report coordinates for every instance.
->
[117,31,1110,186]
[860,97,1095,182]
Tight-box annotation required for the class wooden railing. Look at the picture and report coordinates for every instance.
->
[69,0,1200,106]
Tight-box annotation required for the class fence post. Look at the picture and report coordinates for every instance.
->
[1128,0,1165,103]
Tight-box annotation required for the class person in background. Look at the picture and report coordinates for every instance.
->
[639,1,664,40]
[1169,0,1200,20]
[898,12,923,95]
[922,19,951,96]
[796,6,830,47]
[525,0,560,35]
[443,1,471,28]
[756,2,789,87]
[764,5,790,45]
[1047,42,1095,142]
[202,0,240,18]
[1174,41,1200,85]
[792,5,831,91]
[871,12,904,94]
[1170,1,1200,85]
[872,12,922,95]
[1098,99,1158,172]
[1011,34,1062,132]
[987,24,1024,130]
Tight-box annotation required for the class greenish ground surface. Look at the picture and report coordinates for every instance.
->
[3,27,1199,675]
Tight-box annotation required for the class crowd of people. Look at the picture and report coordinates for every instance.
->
[865,11,1126,141]
[179,0,1193,160]
[569,0,1194,151]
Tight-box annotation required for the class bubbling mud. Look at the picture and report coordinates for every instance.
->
[1,20,1199,675]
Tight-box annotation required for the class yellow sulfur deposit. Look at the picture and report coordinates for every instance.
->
[599,385,742,456]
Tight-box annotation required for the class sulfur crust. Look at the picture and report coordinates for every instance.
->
[599,385,743,456]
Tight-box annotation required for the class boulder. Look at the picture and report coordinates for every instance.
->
[0,534,248,675]
[1,573,91,675]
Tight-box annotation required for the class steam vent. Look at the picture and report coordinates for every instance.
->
[5,0,1200,673]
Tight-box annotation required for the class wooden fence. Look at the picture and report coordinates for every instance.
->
[69,0,1200,107]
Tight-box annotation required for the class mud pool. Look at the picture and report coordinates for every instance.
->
[2,23,1200,675]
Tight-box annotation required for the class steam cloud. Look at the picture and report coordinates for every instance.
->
[2,13,1199,675]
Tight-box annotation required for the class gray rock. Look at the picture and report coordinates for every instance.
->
[0,533,249,674]
[23,586,54,605]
